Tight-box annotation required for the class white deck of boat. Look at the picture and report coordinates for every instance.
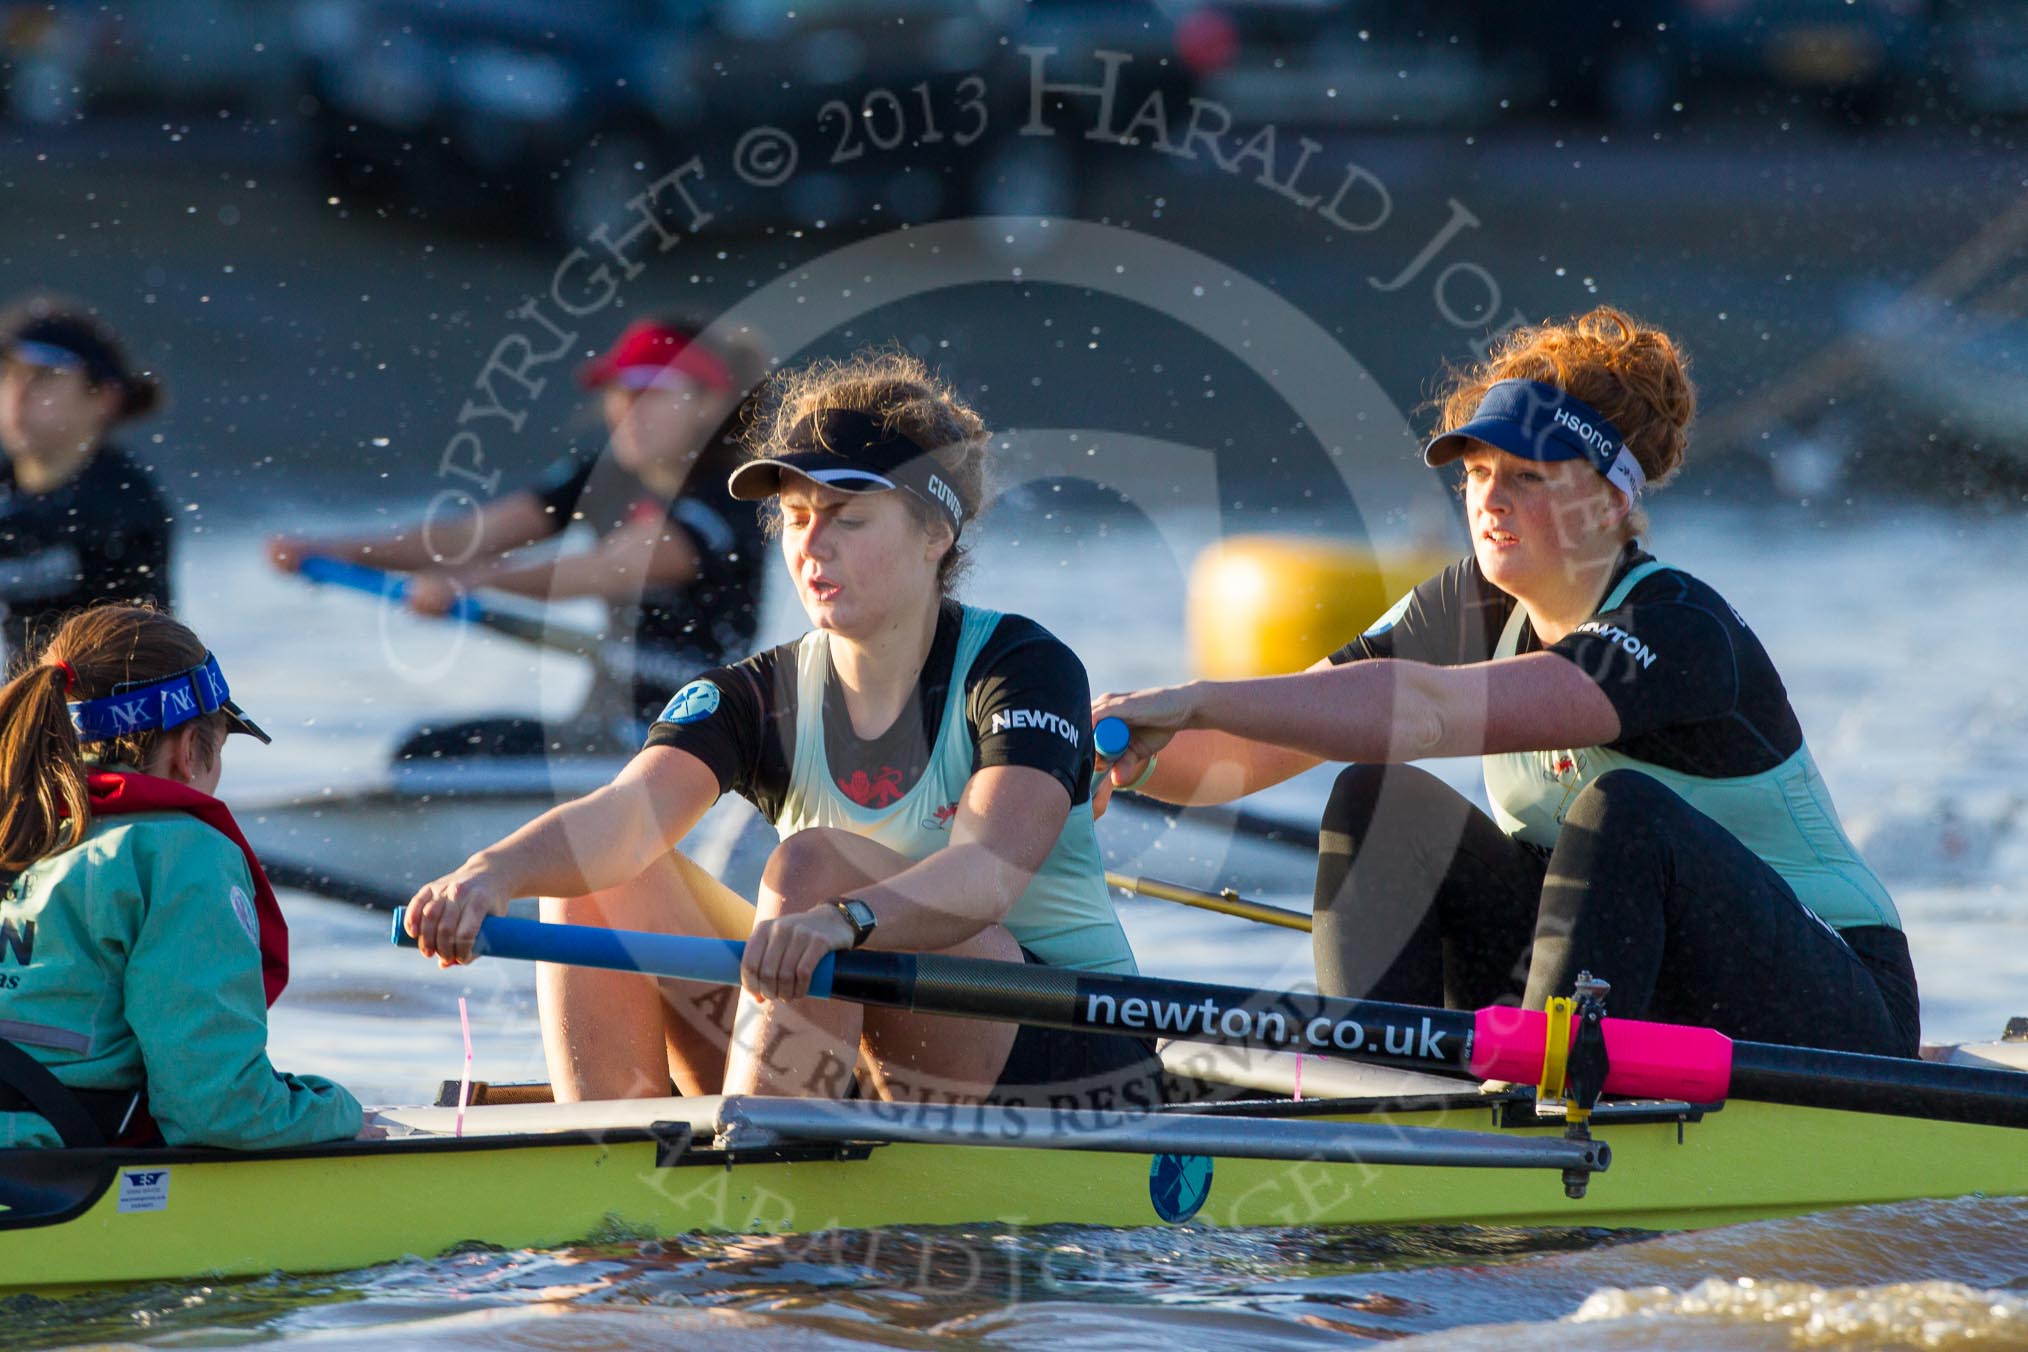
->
[375,1095,729,1138]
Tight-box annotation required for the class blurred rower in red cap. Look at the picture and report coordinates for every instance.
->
[268,313,770,763]
[0,295,173,663]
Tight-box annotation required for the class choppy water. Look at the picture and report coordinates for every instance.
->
[7,503,1996,1348]
[16,1197,2028,1349]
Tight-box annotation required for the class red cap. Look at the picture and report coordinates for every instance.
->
[578,319,735,394]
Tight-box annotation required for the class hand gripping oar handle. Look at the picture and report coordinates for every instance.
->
[389,908,2028,1128]
[389,907,810,993]
[298,555,605,661]
[1092,715,1321,850]
[298,555,485,622]
[1093,716,1131,763]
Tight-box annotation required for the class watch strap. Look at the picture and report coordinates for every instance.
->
[832,897,876,948]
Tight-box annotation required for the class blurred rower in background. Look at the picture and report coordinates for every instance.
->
[268,314,770,765]
[0,297,173,663]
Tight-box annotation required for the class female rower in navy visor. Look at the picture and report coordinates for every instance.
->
[405,351,1155,1107]
[0,298,172,663]
[1094,307,1918,1058]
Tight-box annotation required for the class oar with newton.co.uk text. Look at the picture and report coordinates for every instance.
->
[388,908,2028,1132]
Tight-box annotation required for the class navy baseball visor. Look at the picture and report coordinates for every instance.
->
[4,313,161,419]
[728,408,968,536]
[1423,378,1646,506]
[68,652,271,745]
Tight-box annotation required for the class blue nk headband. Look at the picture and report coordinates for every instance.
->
[67,653,269,744]
[1423,379,1647,506]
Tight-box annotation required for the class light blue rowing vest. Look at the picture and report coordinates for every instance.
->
[1482,561,1900,931]
[775,606,1138,974]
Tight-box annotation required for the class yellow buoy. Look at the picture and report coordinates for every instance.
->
[1187,535,1455,678]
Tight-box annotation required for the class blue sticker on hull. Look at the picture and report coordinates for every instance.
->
[1149,1153,1213,1224]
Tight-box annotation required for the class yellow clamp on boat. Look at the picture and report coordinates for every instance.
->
[1534,996,1594,1124]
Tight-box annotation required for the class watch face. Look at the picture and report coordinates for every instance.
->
[843,899,876,930]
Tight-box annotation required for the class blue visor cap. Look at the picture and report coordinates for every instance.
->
[68,653,271,745]
[727,409,968,536]
[1423,379,1646,505]
[10,339,85,373]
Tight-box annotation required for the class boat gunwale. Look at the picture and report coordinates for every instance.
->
[8,1091,1497,1184]
[0,1086,1720,1219]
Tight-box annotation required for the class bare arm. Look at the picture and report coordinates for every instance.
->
[405,745,720,962]
[740,764,1072,998]
[1094,656,1337,809]
[850,763,1068,949]
[1095,651,1621,767]
[450,513,702,603]
[266,490,560,574]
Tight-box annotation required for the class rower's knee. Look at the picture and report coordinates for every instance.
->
[1319,763,1388,849]
[1562,768,1681,835]
[1317,763,1451,876]
[760,827,865,915]
[1543,770,1684,908]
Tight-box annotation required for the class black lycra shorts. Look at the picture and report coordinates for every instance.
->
[987,946,1165,1111]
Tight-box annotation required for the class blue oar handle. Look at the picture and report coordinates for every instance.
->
[388,905,836,999]
[1093,716,1131,763]
[299,555,486,623]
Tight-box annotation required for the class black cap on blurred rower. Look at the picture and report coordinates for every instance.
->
[1,299,162,421]
[728,408,969,536]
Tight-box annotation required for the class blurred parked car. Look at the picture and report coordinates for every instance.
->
[1934,0,2028,117]
[1178,0,1516,129]
[1168,0,1929,131]
[293,0,1195,238]
[1653,0,1931,121]
[2,0,295,124]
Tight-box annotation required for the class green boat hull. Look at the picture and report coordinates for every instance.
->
[5,1091,2025,1291]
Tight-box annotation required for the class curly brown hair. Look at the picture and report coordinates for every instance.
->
[747,347,988,593]
[1433,306,1695,537]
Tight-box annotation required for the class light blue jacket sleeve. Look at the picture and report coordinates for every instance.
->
[121,823,363,1148]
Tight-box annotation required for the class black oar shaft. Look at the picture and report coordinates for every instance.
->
[835,952,2028,1129]
[1731,1041,2028,1130]
[391,912,2028,1131]
[829,951,1481,1079]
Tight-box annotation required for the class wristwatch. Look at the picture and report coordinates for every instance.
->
[832,897,877,949]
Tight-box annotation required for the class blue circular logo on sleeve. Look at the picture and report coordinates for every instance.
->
[659,680,722,725]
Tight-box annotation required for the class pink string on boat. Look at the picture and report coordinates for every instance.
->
[1292,1050,1303,1102]
[455,996,473,1139]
